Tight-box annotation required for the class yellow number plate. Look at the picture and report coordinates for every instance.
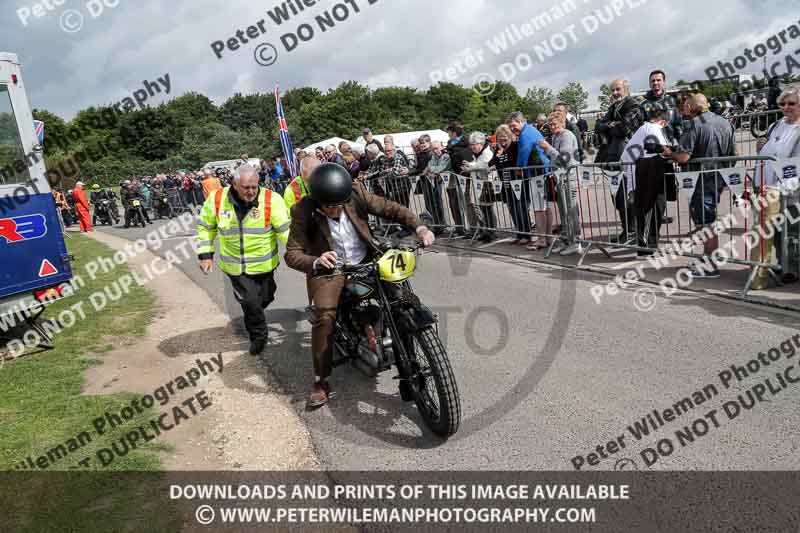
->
[378,249,416,283]
[132,200,141,206]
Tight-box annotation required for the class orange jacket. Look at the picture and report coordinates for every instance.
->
[73,187,90,210]
[202,177,222,199]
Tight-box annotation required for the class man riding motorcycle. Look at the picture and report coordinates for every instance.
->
[285,163,435,409]
[90,184,112,225]
[121,180,152,227]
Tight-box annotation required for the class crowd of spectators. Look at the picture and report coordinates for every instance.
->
[306,71,799,285]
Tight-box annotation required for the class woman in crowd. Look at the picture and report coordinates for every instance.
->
[490,124,530,246]
[754,86,800,287]
[343,151,361,180]
[461,131,497,242]
[539,111,582,255]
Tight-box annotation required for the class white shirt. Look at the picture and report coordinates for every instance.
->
[622,121,669,190]
[326,210,367,265]
[759,120,800,187]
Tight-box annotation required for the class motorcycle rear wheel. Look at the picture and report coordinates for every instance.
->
[406,326,461,438]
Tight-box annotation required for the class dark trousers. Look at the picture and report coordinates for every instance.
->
[422,178,445,227]
[503,183,532,238]
[446,187,464,227]
[228,272,277,342]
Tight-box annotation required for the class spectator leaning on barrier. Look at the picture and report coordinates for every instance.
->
[507,111,551,250]
[753,86,800,287]
[342,150,361,180]
[622,109,673,254]
[363,128,384,153]
[461,131,497,242]
[446,120,472,233]
[383,140,412,210]
[554,102,583,163]
[490,124,530,245]
[540,112,582,255]
[595,79,644,243]
[422,140,449,233]
[325,144,346,167]
[640,70,683,142]
[663,93,736,279]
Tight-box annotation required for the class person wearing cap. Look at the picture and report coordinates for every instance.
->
[72,182,93,232]
[285,163,435,408]
[362,128,384,154]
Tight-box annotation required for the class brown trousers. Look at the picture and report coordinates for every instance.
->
[308,274,346,379]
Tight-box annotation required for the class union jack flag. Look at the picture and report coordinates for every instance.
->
[33,120,44,144]
[274,87,298,179]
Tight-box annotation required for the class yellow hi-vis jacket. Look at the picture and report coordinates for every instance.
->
[196,187,290,276]
[283,176,309,212]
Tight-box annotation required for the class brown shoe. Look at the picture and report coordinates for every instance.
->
[306,382,329,409]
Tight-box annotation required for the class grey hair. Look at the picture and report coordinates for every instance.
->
[468,131,486,145]
[506,111,526,123]
[300,154,319,176]
[779,86,800,104]
[235,164,259,181]
[366,144,381,157]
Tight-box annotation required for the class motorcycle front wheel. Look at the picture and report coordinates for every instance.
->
[406,326,461,438]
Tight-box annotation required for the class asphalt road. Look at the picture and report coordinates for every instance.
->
[99,215,800,471]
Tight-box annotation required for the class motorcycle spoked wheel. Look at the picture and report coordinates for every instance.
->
[403,326,461,438]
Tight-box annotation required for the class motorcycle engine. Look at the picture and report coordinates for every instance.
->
[351,304,392,372]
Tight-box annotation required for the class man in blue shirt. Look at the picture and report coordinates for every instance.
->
[267,157,285,194]
[507,111,551,249]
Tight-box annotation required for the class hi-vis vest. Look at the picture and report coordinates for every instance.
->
[196,187,290,276]
[283,176,309,211]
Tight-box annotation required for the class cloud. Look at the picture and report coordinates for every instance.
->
[5,0,794,119]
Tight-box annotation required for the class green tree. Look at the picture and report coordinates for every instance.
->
[32,109,71,156]
[426,82,473,123]
[598,84,612,112]
[519,86,555,121]
[557,82,589,114]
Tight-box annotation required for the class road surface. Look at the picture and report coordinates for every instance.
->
[99,216,800,472]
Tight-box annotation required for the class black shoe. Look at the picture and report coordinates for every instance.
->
[249,337,266,356]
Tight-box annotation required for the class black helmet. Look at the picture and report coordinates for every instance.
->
[310,163,352,206]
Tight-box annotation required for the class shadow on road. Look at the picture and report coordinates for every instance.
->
[158,308,447,449]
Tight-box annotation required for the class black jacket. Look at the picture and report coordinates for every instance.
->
[447,136,473,177]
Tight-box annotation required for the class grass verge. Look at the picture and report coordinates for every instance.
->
[0,233,181,532]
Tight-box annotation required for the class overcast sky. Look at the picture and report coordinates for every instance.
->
[4,0,798,120]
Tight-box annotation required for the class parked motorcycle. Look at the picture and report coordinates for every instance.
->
[324,238,461,438]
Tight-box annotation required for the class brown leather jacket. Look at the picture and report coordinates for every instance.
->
[285,182,420,275]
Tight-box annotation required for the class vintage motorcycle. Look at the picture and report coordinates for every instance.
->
[125,199,147,228]
[93,198,119,226]
[153,191,174,219]
[322,238,461,438]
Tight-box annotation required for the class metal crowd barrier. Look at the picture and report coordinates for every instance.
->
[360,152,799,298]
[727,109,783,157]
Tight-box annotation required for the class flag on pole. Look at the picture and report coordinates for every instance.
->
[274,87,298,179]
[33,120,44,144]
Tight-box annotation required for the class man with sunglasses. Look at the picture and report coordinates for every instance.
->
[285,163,435,409]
